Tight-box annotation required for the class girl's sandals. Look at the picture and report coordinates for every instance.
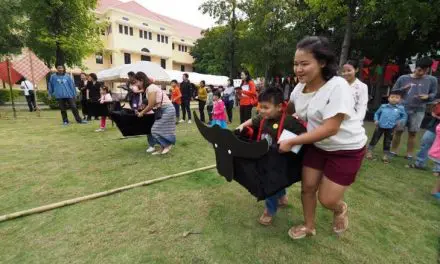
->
[333,202,348,234]
[288,225,316,240]
[258,210,273,226]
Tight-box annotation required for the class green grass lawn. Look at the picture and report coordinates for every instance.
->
[0,109,439,264]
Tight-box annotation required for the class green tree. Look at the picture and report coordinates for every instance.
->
[0,0,27,56]
[199,0,244,78]
[240,0,297,82]
[191,25,246,76]
[22,0,104,67]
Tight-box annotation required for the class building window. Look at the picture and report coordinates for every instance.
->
[157,34,160,42]
[144,31,148,39]
[172,43,175,50]
[181,65,185,72]
[160,59,166,69]
[139,30,143,38]
[129,27,133,36]
[124,26,128,35]
[119,24,123,34]
[148,32,152,40]
[95,53,103,64]
[141,55,151,61]
[124,53,131,64]
[165,36,168,44]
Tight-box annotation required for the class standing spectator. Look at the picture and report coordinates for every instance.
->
[206,85,214,123]
[170,80,182,123]
[195,80,208,123]
[282,76,294,102]
[238,70,257,123]
[341,60,369,123]
[180,73,193,123]
[223,78,235,123]
[49,65,86,125]
[20,78,36,112]
[86,73,101,121]
[407,102,440,170]
[136,72,176,155]
[366,91,407,163]
[78,73,88,120]
[95,86,113,132]
[391,57,438,159]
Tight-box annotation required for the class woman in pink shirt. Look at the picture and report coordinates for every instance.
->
[211,91,227,129]
[428,123,440,198]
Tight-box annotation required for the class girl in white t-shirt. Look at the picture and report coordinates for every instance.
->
[341,60,369,123]
[279,36,367,240]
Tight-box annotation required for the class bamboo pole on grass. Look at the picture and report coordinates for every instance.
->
[6,57,17,119]
[0,165,216,223]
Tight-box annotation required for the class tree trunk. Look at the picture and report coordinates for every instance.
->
[55,41,65,66]
[229,1,237,79]
[339,1,354,67]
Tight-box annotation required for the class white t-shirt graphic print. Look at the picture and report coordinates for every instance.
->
[290,76,367,151]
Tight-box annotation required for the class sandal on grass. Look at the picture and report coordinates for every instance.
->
[405,164,426,170]
[288,225,316,240]
[258,210,273,226]
[333,202,348,234]
[278,196,289,208]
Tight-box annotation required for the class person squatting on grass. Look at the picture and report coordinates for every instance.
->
[366,91,407,163]
[283,36,367,239]
[237,87,306,226]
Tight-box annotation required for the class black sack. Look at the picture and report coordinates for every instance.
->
[110,109,155,137]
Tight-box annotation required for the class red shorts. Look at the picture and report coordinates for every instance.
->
[303,145,366,186]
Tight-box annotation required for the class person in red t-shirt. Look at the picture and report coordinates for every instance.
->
[170,80,182,123]
[237,70,257,123]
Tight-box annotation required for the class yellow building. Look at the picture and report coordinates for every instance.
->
[84,0,203,74]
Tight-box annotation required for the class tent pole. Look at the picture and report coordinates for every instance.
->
[28,51,40,116]
[6,57,17,119]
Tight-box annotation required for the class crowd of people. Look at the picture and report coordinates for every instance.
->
[47,35,440,239]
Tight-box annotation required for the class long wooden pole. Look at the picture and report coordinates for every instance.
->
[0,165,216,223]
[6,57,17,119]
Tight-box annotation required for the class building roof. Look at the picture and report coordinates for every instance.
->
[97,0,203,39]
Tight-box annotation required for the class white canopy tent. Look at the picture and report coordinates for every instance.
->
[97,61,171,82]
[165,70,229,87]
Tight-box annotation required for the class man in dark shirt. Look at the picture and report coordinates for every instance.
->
[180,73,193,124]
[391,57,438,159]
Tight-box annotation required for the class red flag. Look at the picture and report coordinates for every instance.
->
[0,61,22,84]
